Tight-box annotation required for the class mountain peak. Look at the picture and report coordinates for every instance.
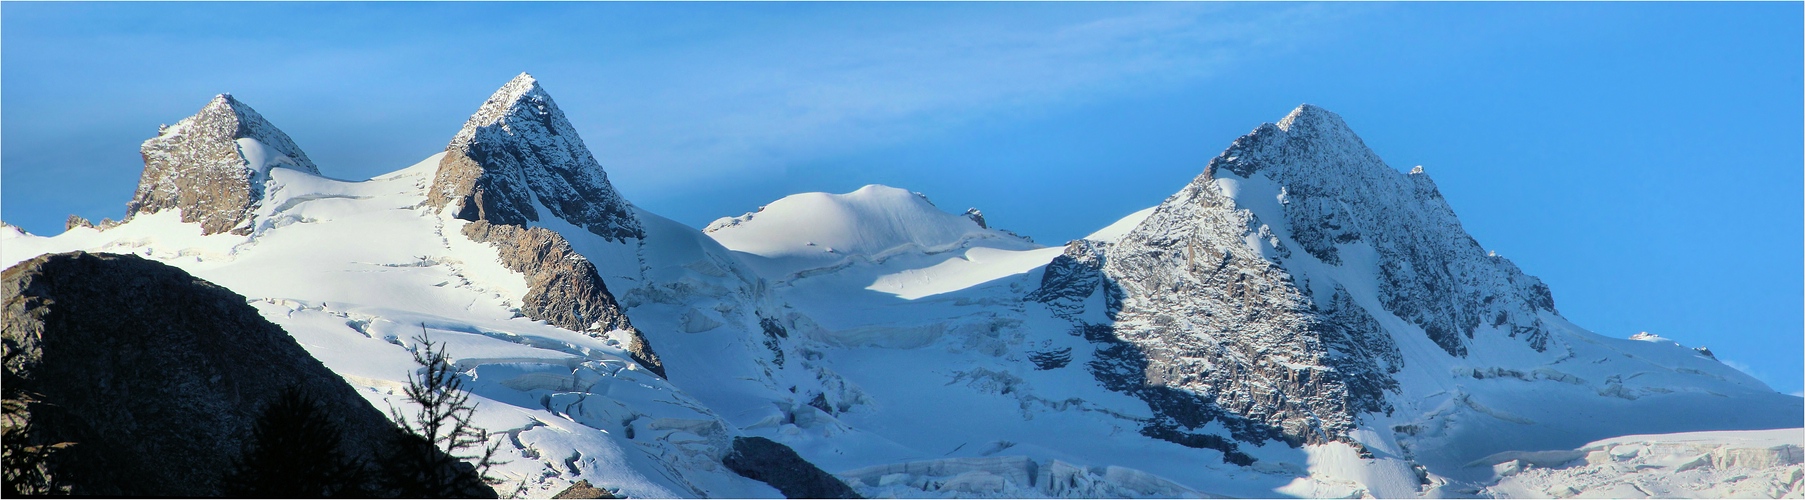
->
[1275,103,1338,130]
[449,73,545,144]
[127,94,318,235]
[706,184,1034,267]
[427,74,643,242]
[1274,103,1364,147]
[1158,104,1559,358]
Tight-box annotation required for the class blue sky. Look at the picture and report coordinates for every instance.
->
[3,2,1800,394]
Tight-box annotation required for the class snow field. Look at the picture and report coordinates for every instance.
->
[8,103,1801,499]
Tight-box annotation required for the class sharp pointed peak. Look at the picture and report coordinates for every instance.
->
[487,72,548,106]
[453,72,559,140]
[1275,103,1350,134]
[431,72,643,242]
[200,93,251,114]
[193,93,282,130]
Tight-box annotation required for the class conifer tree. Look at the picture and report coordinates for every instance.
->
[380,327,504,498]
[222,386,373,497]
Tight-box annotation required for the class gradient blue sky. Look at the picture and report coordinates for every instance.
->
[4,2,1800,393]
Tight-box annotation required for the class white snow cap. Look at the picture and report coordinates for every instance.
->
[706,184,1003,260]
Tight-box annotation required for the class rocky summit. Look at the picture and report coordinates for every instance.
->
[7,80,1798,499]
[127,94,320,235]
[429,75,661,378]
[428,72,643,242]
[1035,105,1560,451]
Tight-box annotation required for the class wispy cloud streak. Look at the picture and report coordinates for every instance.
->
[575,4,1347,189]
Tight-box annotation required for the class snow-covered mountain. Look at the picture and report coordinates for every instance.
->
[3,76,1797,498]
[704,184,1043,293]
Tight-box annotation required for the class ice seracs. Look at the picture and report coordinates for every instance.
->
[1479,429,1805,498]
[128,94,320,235]
[6,87,1800,499]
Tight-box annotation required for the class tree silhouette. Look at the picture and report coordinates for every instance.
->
[222,386,374,497]
[379,327,504,498]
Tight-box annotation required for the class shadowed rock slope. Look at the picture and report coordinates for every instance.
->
[0,251,486,497]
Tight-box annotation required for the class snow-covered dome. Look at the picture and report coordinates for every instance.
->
[706,184,1033,262]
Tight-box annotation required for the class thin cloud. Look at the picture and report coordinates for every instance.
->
[579,3,1350,191]
[1720,358,1781,391]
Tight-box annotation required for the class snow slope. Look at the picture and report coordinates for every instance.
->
[694,106,1800,498]
[6,88,1798,499]
[3,157,781,498]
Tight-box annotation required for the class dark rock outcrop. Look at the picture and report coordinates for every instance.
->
[127,94,320,235]
[723,436,861,499]
[0,251,481,496]
[963,208,988,229]
[461,221,663,378]
[552,479,617,499]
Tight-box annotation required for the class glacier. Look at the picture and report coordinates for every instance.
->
[2,75,1798,498]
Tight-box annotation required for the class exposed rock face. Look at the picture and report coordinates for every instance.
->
[127,94,320,235]
[428,73,642,242]
[428,74,660,378]
[461,221,662,378]
[1211,105,1555,356]
[964,208,988,229]
[551,479,616,499]
[1033,104,1552,450]
[0,252,414,496]
[723,436,862,499]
